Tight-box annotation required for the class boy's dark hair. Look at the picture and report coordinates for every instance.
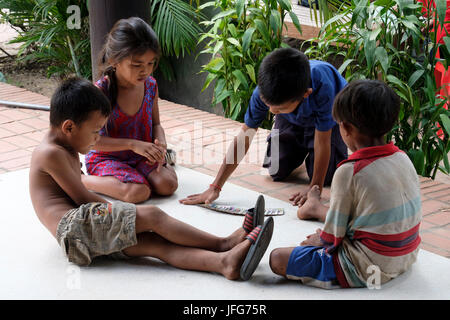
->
[98,16,160,105]
[258,47,310,105]
[332,79,400,138]
[50,77,111,126]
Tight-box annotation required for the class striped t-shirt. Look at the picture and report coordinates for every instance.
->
[320,142,422,288]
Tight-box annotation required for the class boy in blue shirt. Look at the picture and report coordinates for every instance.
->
[181,48,348,216]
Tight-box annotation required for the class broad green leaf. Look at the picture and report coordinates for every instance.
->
[442,36,450,59]
[227,37,241,48]
[214,78,227,98]
[205,57,225,72]
[369,28,382,41]
[408,149,425,175]
[245,64,256,83]
[407,69,424,88]
[364,37,376,70]
[231,99,241,120]
[435,0,447,28]
[425,74,436,104]
[202,72,216,92]
[198,1,216,10]
[276,0,292,11]
[373,0,391,6]
[269,10,282,35]
[375,46,389,73]
[288,11,302,34]
[254,19,270,43]
[338,58,354,74]
[213,40,224,55]
[230,51,244,58]
[227,24,238,38]
[401,19,416,30]
[242,27,256,53]
[236,0,245,19]
[443,150,450,173]
[233,78,241,92]
[387,75,408,92]
[440,114,450,136]
[232,70,249,90]
[215,90,232,104]
[212,9,235,21]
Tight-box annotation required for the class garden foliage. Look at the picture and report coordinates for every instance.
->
[0,0,91,78]
[304,0,449,178]
[198,0,302,128]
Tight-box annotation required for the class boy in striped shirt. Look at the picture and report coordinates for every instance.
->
[269,80,422,289]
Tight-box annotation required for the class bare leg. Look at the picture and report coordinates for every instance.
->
[296,185,328,222]
[82,175,150,203]
[147,165,178,196]
[123,232,252,280]
[135,204,246,252]
[269,247,296,277]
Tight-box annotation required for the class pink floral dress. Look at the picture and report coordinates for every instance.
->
[85,76,158,187]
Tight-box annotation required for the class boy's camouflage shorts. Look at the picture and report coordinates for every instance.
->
[56,201,137,266]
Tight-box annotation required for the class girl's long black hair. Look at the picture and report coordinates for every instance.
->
[98,17,160,106]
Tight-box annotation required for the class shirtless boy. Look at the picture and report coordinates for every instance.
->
[29,77,273,281]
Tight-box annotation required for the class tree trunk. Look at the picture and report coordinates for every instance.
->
[88,0,151,80]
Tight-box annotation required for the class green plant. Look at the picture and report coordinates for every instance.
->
[1,0,206,81]
[1,0,91,79]
[150,0,207,80]
[306,0,352,26]
[0,0,35,33]
[198,0,302,129]
[304,0,450,178]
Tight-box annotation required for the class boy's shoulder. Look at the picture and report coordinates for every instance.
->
[310,60,345,80]
[337,143,410,176]
[32,139,77,172]
[309,60,347,92]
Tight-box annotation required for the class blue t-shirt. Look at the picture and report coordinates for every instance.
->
[244,60,347,132]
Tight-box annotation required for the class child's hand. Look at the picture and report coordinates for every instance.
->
[154,138,167,151]
[300,228,323,246]
[289,188,309,206]
[290,185,322,207]
[179,186,220,205]
[131,140,165,164]
[154,139,167,172]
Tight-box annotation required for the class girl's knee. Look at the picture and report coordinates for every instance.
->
[154,175,178,196]
[164,176,178,195]
[122,183,151,203]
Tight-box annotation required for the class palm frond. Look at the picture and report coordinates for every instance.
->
[151,0,206,58]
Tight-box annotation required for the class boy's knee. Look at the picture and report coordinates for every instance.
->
[123,183,151,203]
[269,248,288,276]
[270,247,295,277]
[134,205,169,235]
[269,171,289,182]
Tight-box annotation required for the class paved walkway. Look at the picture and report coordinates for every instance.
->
[0,81,449,259]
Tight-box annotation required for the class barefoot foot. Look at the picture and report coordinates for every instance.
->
[297,185,322,220]
[221,228,247,252]
[220,240,252,280]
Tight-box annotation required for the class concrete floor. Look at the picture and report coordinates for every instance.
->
[1,166,449,300]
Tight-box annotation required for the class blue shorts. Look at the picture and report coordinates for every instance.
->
[286,246,340,289]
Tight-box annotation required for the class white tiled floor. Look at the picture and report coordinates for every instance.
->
[1,166,450,299]
[286,0,322,27]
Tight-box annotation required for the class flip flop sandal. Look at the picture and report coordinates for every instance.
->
[242,195,265,234]
[165,149,176,166]
[240,217,274,281]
